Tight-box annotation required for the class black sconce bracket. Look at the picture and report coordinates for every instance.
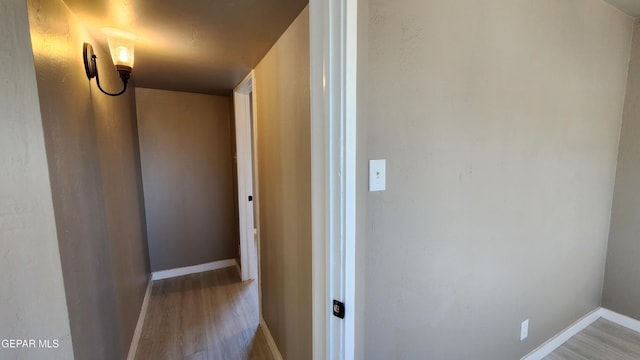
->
[83,42,130,97]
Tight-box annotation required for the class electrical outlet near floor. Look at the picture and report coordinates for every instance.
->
[520,319,529,341]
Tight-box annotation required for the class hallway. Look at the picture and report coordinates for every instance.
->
[135,267,272,360]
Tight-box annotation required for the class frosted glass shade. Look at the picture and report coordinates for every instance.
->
[102,28,137,69]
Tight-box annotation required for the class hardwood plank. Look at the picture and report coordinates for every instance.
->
[590,319,640,353]
[136,277,182,360]
[248,326,275,359]
[201,268,263,360]
[563,333,628,359]
[544,318,640,360]
[547,346,588,360]
[135,268,272,360]
[179,274,207,359]
[582,323,640,357]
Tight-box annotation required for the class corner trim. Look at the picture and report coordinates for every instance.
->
[126,277,153,360]
[260,316,284,360]
[151,259,238,280]
[522,307,640,360]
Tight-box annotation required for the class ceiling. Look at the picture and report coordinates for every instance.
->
[603,0,640,17]
[63,0,308,95]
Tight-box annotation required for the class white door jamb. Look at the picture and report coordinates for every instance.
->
[310,0,359,359]
[233,71,259,282]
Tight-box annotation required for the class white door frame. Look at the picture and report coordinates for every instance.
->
[310,0,359,359]
[234,71,259,283]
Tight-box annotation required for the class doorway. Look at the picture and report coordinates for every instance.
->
[234,71,259,284]
[228,1,360,358]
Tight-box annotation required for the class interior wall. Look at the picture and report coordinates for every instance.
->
[0,1,73,359]
[254,6,311,359]
[603,19,640,319]
[136,88,238,272]
[364,0,632,359]
[26,0,151,359]
[355,0,369,359]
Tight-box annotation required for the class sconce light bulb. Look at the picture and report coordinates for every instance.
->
[117,47,129,63]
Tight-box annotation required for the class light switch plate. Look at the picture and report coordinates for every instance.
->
[369,159,386,192]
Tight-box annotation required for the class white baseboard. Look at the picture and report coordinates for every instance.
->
[260,316,283,360]
[151,259,238,280]
[522,308,602,360]
[600,308,640,333]
[522,307,640,360]
[127,277,153,360]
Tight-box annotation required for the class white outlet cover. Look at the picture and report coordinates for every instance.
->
[520,319,529,341]
[369,159,386,192]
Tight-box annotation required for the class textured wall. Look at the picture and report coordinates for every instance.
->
[255,6,311,359]
[0,0,73,359]
[26,0,151,359]
[603,19,640,320]
[364,0,632,359]
[136,88,238,272]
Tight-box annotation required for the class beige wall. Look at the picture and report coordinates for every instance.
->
[136,88,238,272]
[254,6,311,359]
[26,0,151,359]
[603,19,640,319]
[0,1,73,359]
[355,0,369,359]
[364,0,632,359]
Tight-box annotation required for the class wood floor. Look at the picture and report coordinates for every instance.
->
[135,267,273,360]
[544,318,640,360]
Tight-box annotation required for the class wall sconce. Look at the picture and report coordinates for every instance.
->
[83,28,137,96]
